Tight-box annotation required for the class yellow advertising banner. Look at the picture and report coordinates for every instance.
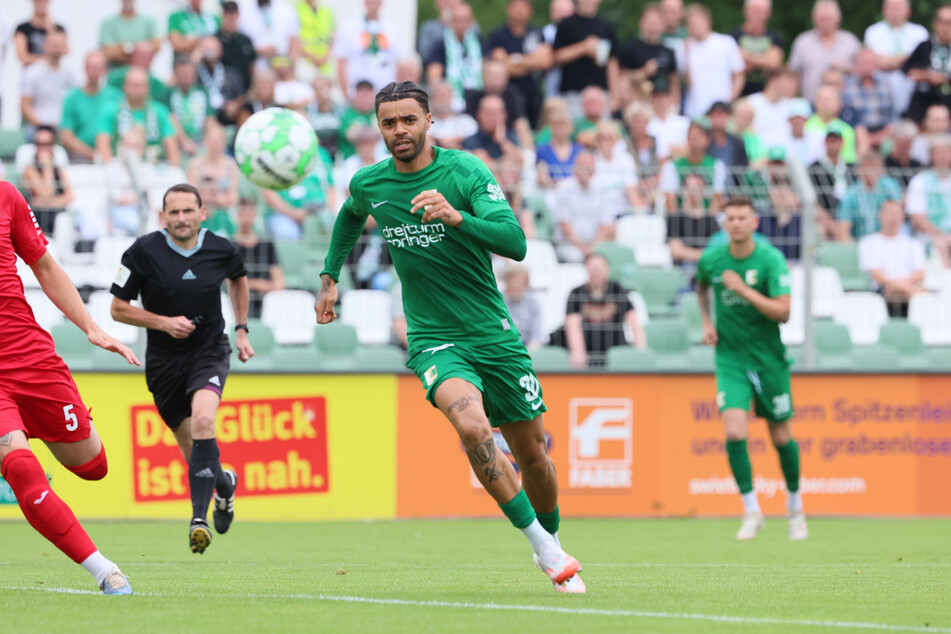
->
[0,374,397,521]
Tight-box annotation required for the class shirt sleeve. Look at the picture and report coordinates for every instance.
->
[110,242,145,301]
[906,174,926,215]
[728,38,745,73]
[659,161,678,193]
[788,34,804,72]
[911,238,927,271]
[902,41,929,73]
[566,286,583,316]
[695,251,711,286]
[320,179,369,282]
[7,184,47,264]
[157,106,176,140]
[837,190,856,223]
[766,250,791,297]
[857,236,875,271]
[60,90,77,132]
[458,157,527,260]
[225,240,248,279]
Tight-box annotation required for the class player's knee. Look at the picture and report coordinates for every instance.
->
[519,452,552,480]
[190,412,216,437]
[770,425,792,447]
[456,418,493,450]
[65,443,108,481]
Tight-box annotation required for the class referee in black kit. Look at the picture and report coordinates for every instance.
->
[110,183,254,554]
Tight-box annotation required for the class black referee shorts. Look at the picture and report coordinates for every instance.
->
[145,336,232,429]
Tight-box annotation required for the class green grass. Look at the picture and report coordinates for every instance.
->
[0,518,948,633]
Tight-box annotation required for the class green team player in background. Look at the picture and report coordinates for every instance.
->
[314,82,585,593]
[696,197,808,541]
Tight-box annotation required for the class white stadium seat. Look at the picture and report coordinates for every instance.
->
[24,288,63,332]
[616,215,666,249]
[523,239,559,290]
[341,289,393,345]
[86,290,140,345]
[909,293,951,346]
[833,292,890,346]
[261,290,318,345]
[790,265,844,318]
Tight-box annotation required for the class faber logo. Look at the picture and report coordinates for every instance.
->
[487,183,506,202]
[568,398,633,489]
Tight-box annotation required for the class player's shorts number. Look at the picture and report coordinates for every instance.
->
[63,404,78,432]
[772,393,792,417]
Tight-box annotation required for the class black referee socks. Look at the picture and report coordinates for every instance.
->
[189,439,220,521]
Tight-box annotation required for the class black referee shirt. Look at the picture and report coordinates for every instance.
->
[110,229,247,354]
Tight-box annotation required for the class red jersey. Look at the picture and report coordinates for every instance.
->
[0,182,57,370]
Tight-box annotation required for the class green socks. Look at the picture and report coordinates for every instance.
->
[776,439,801,493]
[726,439,754,494]
[535,507,560,535]
[498,489,537,529]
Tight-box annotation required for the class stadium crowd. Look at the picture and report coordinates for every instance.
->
[2,0,951,367]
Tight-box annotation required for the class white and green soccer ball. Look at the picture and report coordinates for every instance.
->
[234,107,319,190]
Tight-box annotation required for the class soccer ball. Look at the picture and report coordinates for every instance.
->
[234,107,319,190]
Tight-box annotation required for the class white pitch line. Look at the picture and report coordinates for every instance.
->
[4,586,948,633]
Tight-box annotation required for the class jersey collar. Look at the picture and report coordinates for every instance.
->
[162,228,207,257]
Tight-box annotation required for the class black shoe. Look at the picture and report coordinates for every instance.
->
[190,518,213,554]
[213,469,237,535]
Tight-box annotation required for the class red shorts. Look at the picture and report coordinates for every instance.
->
[0,355,92,443]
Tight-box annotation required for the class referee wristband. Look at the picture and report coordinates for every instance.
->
[234,324,249,333]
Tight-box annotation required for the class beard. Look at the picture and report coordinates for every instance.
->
[386,131,427,164]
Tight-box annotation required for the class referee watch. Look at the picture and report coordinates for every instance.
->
[234,324,249,333]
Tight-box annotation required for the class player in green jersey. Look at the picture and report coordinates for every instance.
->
[315,82,585,593]
[696,197,807,541]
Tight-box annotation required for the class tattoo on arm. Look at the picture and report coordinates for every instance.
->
[0,432,14,447]
[466,438,504,483]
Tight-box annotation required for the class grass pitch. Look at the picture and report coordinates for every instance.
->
[0,518,948,633]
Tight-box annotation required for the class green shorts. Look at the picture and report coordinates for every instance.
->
[716,366,794,423]
[406,338,547,426]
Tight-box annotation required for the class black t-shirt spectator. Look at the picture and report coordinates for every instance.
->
[217,29,257,94]
[235,239,278,319]
[731,28,784,95]
[488,24,547,127]
[902,38,951,123]
[15,22,65,56]
[461,128,520,160]
[617,38,677,94]
[666,213,720,252]
[465,84,527,132]
[553,14,617,93]
[808,160,855,217]
[566,280,633,358]
[758,213,801,261]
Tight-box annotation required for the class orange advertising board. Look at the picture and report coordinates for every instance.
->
[396,374,951,517]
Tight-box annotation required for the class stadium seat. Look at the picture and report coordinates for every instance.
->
[261,290,318,345]
[594,242,637,287]
[352,345,407,372]
[644,319,690,354]
[851,345,900,371]
[632,269,686,317]
[525,194,554,242]
[92,235,136,288]
[606,346,655,371]
[878,319,926,367]
[780,291,805,346]
[523,239,559,290]
[0,129,26,160]
[927,348,951,370]
[615,214,666,251]
[687,346,715,371]
[832,292,889,346]
[908,293,951,346]
[86,290,139,345]
[340,289,392,345]
[811,266,845,318]
[628,291,650,325]
[818,242,869,292]
[247,320,276,355]
[313,321,359,355]
[530,345,572,371]
[275,240,323,291]
[49,323,97,371]
[677,292,703,343]
[24,289,63,332]
[537,263,588,338]
[813,321,854,370]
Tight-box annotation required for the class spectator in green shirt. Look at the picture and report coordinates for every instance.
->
[96,67,179,166]
[106,43,170,106]
[168,58,211,157]
[60,50,122,162]
[835,152,902,241]
[168,0,220,64]
[336,80,377,159]
[99,0,161,69]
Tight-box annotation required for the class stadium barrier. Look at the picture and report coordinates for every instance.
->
[2,372,948,520]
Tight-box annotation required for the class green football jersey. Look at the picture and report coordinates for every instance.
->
[323,147,526,350]
[696,242,791,371]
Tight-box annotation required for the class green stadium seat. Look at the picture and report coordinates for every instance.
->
[653,352,691,371]
[353,345,407,372]
[50,324,97,371]
[314,321,359,355]
[927,348,951,371]
[786,345,803,368]
[606,346,656,370]
[814,321,854,369]
[275,240,321,290]
[0,129,26,160]
[687,346,715,371]
[851,345,900,371]
[644,320,690,354]
[879,319,928,370]
[678,291,705,343]
[818,242,869,292]
[594,242,637,288]
[633,269,686,317]
[526,195,554,242]
[530,345,572,371]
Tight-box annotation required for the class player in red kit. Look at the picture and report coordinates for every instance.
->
[0,182,139,594]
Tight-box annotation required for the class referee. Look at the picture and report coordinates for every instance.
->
[110,183,254,554]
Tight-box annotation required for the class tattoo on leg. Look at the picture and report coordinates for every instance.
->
[447,396,478,414]
[466,438,503,483]
[0,433,14,447]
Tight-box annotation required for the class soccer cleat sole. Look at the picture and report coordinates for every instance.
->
[100,570,133,595]
[190,523,213,554]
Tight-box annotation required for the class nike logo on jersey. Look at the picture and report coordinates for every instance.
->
[423,343,455,354]
[530,399,543,411]
[34,490,49,505]
[182,269,197,280]
[371,200,389,209]
[209,375,221,387]
[195,468,216,478]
